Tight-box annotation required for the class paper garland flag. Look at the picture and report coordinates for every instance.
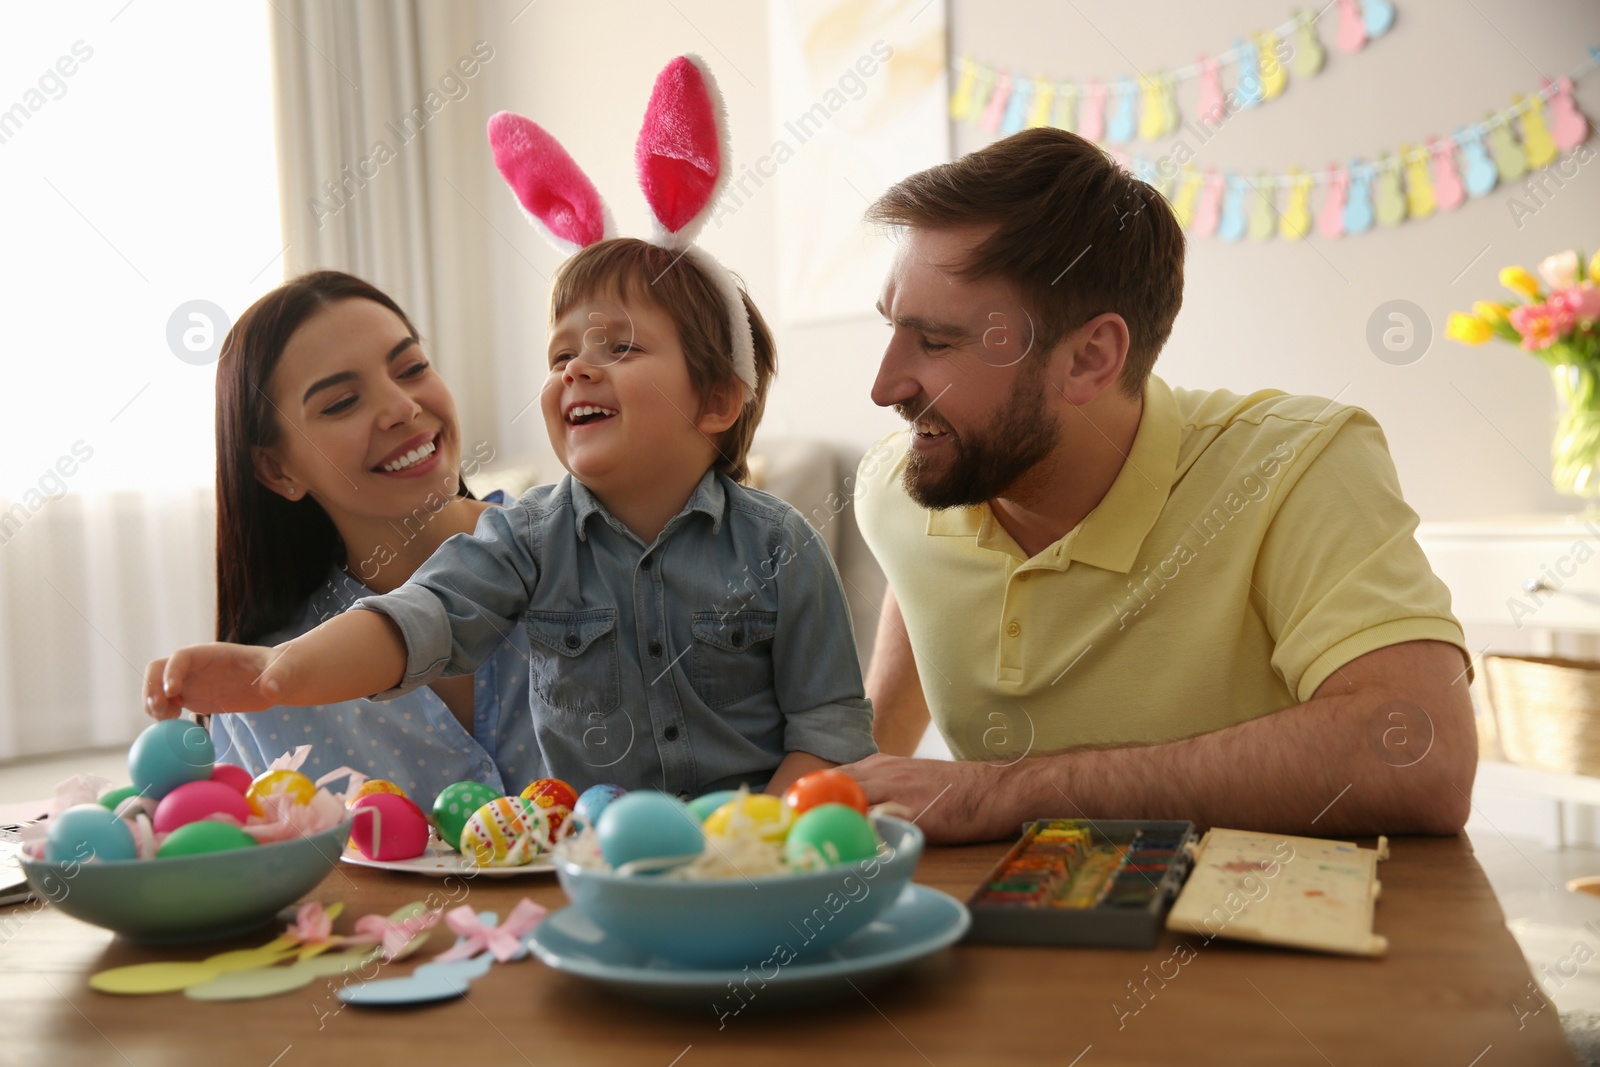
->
[1109,52,1596,243]
[950,2,1394,139]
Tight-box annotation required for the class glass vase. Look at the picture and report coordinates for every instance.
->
[1551,361,1600,500]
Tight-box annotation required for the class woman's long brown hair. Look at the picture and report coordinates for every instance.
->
[214,271,469,644]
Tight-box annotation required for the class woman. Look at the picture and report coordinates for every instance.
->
[201,270,538,806]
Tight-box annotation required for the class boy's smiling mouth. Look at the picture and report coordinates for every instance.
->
[565,403,619,426]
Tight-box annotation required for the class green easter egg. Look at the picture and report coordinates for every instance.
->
[432,781,501,852]
[157,820,258,858]
[783,803,879,868]
[98,785,141,811]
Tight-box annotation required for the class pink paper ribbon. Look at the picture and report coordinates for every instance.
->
[435,899,547,963]
[351,909,443,961]
[286,901,336,944]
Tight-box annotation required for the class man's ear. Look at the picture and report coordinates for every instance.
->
[695,377,744,436]
[253,446,302,501]
[1055,312,1130,405]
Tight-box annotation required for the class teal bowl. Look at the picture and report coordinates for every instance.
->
[554,814,923,968]
[19,820,349,943]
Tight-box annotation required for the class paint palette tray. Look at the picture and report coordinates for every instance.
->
[964,819,1198,949]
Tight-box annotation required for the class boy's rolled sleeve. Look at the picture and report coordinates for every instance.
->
[354,503,540,700]
[771,512,877,764]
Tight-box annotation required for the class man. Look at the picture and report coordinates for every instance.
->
[840,127,1476,845]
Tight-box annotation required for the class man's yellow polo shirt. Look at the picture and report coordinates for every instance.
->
[854,373,1469,761]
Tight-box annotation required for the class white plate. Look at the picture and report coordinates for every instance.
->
[341,836,556,878]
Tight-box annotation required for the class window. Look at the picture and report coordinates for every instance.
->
[0,1,281,495]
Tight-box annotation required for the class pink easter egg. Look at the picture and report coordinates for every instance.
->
[152,779,253,834]
[210,763,254,795]
[348,793,429,861]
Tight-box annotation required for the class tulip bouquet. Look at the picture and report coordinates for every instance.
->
[1449,250,1600,497]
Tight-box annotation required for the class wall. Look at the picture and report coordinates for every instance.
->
[475,0,1600,526]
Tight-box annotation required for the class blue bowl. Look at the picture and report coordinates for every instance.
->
[19,820,349,943]
[554,814,923,968]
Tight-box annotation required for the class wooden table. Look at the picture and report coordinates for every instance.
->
[0,833,1577,1066]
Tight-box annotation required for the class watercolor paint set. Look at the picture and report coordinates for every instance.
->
[964,819,1199,948]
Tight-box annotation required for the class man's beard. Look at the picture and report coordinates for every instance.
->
[897,367,1061,510]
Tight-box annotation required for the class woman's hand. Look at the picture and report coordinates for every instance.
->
[143,642,297,719]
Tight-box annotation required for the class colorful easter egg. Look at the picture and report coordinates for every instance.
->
[157,820,258,858]
[349,779,409,807]
[595,791,704,869]
[153,780,252,834]
[702,794,793,843]
[520,778,578,842]
[348,792,429,861]
[97,785,141,811]
[128,719,214,800]
[782,769,868,816]
[460,796,545,867]
[245,769,317,816]
[432,781,501,852]
[686,789,738,822]
[572,784,628,830]
[783,804,879,868]
[46,804,137,863]
[209,763,254,794]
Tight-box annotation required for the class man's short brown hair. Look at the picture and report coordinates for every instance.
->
[549,237,776,482]
[866,127,1185,396]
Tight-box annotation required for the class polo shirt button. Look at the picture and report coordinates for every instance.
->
[565,632,580,649]
[649,640,663,658]
[664,724,679,742]
[1007,620,1022,637]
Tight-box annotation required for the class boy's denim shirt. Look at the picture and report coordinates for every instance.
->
[354,469,876,797]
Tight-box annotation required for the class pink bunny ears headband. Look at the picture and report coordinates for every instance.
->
[487,54,757,401]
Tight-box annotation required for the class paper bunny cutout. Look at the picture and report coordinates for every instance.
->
[487,54,756,399]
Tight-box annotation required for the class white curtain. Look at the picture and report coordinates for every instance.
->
[268,0,498,446]
[0,490,215,761]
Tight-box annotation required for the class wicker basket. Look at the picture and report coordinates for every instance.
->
[1482,653,1600,776]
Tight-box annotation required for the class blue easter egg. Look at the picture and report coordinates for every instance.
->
[46,804,137,863]
[595,791,703,868]
[572,784,629,830]
[128,719,215,800]
[686,789,739,823]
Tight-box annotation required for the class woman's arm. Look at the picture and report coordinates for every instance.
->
[145,609,406,718]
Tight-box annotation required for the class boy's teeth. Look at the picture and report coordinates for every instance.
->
[381,439,436,472]
[568,405,618,423]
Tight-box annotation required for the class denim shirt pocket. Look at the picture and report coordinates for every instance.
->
[525,609,621,716]
[689,610,778,710]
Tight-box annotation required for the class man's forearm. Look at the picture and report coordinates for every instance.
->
[988,684,1477,837]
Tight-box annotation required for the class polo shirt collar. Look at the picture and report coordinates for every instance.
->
[569,468,727,541]
[925,373,1180,574]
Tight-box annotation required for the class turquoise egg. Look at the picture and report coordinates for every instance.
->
[46,804,137,863]
[783,803,880,868]
[128,719,214,800]
[595,791,703,869]
[572,784,629,830]
[686,789,738,823]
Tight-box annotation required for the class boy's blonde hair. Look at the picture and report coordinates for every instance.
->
[550,238,776,483]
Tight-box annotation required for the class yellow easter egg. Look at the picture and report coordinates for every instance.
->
[245,769,316,816]
[459,796,543,867]
[702,794,793,843]
[348,779,408,807]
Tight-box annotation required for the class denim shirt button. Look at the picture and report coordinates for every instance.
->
[663,724,679,742]
[564,632,579,649]
[649,641,663,658]
[640,556,652,571]
[731,629,744,647]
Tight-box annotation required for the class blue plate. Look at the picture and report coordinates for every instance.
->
[529,883,969,1009]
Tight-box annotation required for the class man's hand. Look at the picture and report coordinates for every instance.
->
[840,753,1017,844]
[144,643,295,719]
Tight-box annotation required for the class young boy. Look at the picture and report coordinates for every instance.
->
[146,237,876,797]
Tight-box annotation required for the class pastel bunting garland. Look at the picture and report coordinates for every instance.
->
[951,2,1395,140]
